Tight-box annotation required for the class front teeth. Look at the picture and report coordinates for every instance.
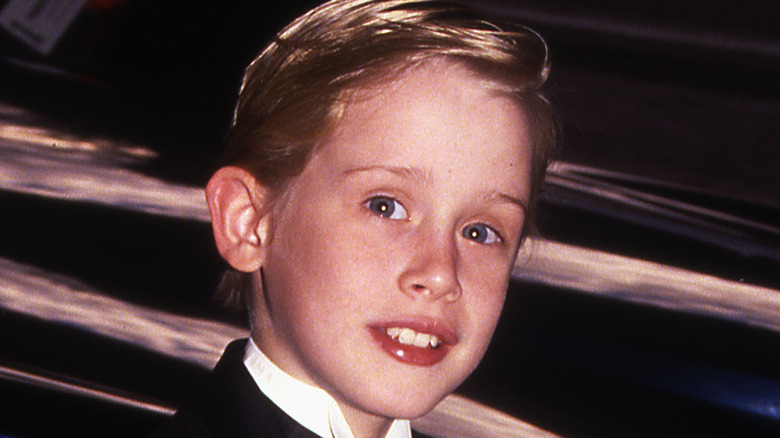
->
[386,327,441,348]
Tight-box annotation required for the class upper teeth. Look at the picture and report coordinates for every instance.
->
[386,327,441,348]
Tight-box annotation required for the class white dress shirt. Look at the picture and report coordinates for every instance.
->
[243,338,412,438]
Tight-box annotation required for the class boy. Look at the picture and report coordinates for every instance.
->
[152,0,556,437]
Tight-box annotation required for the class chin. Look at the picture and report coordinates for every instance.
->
[395,403,442,420]
[361,388,450,420]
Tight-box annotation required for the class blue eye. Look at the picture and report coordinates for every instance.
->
[462,223,501,244]
[365,196,408,220]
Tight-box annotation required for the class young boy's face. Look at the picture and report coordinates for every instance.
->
[254,61,533,424]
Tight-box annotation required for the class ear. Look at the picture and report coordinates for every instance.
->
[205,166,271,272]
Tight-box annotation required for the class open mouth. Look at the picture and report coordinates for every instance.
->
[386,327,442,349]
[369,320,457,366]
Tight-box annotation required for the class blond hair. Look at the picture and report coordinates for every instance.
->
[216,0,558,312]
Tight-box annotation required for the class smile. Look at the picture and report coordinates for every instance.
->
[386,327,441,348]
[369,319,457,367]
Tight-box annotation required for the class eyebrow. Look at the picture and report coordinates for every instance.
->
[337,164,431,184]
[489,192,529,215]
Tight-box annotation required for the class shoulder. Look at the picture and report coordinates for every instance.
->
[147,340,247,438]
[148,339,319,438]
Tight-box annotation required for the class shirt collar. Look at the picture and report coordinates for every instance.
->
[243,338,412,438]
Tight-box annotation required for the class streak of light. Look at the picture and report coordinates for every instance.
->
[0,103,207,221]
[412,394,560,438]
[0,364,176,416]
[0,257,246,369]
[548,161,780,238]
[0,138,209,221]
[0,102,156,158]
[515,237,780,333]
[482,4,780,59]
[0,123,152,157]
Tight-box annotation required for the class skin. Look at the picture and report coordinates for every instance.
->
[208,60,534,438]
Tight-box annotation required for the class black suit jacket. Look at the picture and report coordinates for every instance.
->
[150,339,433,438]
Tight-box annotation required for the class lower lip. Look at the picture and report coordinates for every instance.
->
[369,328,452,366]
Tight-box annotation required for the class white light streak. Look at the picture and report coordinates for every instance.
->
[0,257,246,369]
[0,364,176,416]
[0,102,156,158]
[0,104,208,222]
[412,394,560,438]
[515,238,780,332]
[0,138,209,221]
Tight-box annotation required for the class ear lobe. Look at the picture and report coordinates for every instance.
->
[206,166,271,272]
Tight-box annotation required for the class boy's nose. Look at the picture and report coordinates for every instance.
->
[397,236,462,302]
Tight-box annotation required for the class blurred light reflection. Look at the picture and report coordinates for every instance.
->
[515,238,780,332]
[0,364,176,415]
[412,394,560,438]
[0,257,246,369]
[0,102,156,158]
[0,103,207,221]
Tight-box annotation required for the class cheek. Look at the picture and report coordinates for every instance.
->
[264,204,387,319]
[469,287,507,337]
[460,259,510,345]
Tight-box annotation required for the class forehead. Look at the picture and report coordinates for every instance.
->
[315,61,532,196]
